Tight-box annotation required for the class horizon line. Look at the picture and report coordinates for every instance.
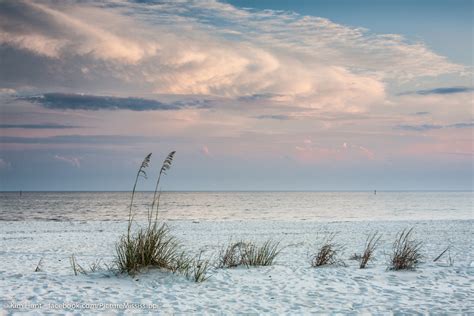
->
[1,190,472,193]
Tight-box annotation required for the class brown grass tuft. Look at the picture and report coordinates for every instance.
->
[217,240,281,268]
[359,232,382,269]
[389,228,422,270]
[311,233,345,267]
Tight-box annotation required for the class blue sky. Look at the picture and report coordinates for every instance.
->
[0,0,472,191]
[227,0,473,65]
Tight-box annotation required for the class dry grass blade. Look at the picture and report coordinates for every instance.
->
[359,232,382,269]
[34,258,43,272]
[389,228,423,270]
[70,254,87,275]
[88,259,104,272]
[433,246,450,262]
[311,233,345,267]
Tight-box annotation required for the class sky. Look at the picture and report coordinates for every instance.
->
[0,0,472,191]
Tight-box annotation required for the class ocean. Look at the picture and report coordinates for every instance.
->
[0,191,472,221]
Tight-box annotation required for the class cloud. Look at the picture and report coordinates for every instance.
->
[395,122,474,131]
[254,115,290,120]
[395,124,443,131]
[0,0,156,62]
[0,123,81,129]
[0,135,153,144]
[200,145,211,157]
[399,86,474,96]
[54,154,81,167]
[0,0,465,114]
[21,93,211,111]
[238,93,285,102]
[448,122,474,129]
[0,88,16,95]
[0,158,11,169]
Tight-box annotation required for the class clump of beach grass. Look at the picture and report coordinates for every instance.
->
[242,240,282,267]
[116,223,181,274]
[311,233,345,267]
[114,151,211,282]
[217,241,246,268]
[186,251,212,283]
[359,232,382,269]
[389,228,422,270]
[217,240,281,268]
[116,152,179,274]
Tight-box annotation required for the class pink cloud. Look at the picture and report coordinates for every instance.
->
[201,145,211,157]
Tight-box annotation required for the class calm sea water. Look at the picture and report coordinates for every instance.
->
[0,191,472,222]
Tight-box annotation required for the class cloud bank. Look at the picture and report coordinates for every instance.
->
[0,123,81,129]
[399,86,474,96]
[21,93,211,111]
[395,122,474,131]
[0,0,465,113]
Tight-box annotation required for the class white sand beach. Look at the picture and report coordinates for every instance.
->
[1,219,472,314]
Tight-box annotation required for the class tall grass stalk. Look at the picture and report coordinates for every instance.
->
[70,254,87,276]
[128,153,151,239]
[150,151,175,225]
[34,258,43,272]
[117,151,197,277]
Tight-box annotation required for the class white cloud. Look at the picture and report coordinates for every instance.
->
[0,88,16,95]
[0,0,465,114]
[54,154,81,168]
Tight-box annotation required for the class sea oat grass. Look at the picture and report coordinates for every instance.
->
[242,240,282,267]
[359,232,382,269]
[116,223,181,274]
[217,240,281,268]
[186,251,212,283]
[389,228,422,270]
[311,233,345,267]
[216,241,246,268]
[114,151,213,281]
[70,254,87,275]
